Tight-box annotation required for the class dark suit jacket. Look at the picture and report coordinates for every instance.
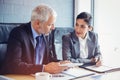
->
[62,31,101,64]
[1,22,58,74]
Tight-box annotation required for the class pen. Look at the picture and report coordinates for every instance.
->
[52,74,64,77]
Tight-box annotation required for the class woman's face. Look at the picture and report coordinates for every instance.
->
[74,19,89,38]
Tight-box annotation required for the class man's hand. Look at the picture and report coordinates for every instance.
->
[44,62,69,74]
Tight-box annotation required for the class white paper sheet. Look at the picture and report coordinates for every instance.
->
[61,67,95,78]
[50,73,74,80]
[59,63,83,67]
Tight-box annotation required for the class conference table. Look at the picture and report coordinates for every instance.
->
[4,74,34,80]
[73,71,120,80]
[4,70,120,80]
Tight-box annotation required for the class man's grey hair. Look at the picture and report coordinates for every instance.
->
[31,4,57,22]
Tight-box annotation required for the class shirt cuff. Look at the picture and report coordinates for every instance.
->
[42,65,45,72]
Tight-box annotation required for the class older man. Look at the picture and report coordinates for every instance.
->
[1,4,68,74]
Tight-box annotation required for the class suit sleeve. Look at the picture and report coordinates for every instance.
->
[94,33,102,59]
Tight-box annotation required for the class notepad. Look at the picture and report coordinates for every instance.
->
[81,65,120,73]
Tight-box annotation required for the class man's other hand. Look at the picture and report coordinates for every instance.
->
[44,62,69,74]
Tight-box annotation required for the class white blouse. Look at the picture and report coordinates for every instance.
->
[79,34,88,58]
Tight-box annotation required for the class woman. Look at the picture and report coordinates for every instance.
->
[62,12,102,67]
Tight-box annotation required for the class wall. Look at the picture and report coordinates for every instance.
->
[0,0,74,27]
[74,0,94,26]
[94,0,120,68]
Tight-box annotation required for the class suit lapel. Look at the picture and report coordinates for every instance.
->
[87,33,94,58]
[43,35,48,54]
[71,31,95,58]
[26,23,35,48]
[25,23,50,64]
[22,22,35,63]
[42,35,49,64]
[71,31,80,58]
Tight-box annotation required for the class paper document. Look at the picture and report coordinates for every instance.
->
[59,63,83,67]
[31,73,74,80]
[51,73,74,80]
[32,67,94,80]
[62,68,95,78]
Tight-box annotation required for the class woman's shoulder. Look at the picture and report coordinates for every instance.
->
[88,31,98,36]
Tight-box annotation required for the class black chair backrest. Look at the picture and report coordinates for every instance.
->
[0,23,21,68]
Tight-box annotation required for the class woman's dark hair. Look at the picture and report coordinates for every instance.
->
[76,12,92,26]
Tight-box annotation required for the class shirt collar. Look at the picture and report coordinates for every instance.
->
[79,32,88,41]
[31,24,42,39]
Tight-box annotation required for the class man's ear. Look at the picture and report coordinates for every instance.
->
[34,20,41,28]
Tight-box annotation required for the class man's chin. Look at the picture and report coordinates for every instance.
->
[44,32,50,36]
[45,33,49,36]
[44,31,52,36]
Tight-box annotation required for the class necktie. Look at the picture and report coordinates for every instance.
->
[35,35,45,64]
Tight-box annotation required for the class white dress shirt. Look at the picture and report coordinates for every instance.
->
[79,33,88,58]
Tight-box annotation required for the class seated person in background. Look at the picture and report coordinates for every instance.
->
[62,12,102,67]
[0,4,69,74]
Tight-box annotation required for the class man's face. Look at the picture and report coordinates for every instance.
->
[34,15,56,35]
[75,19,89,38]
[40,16,56,35]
